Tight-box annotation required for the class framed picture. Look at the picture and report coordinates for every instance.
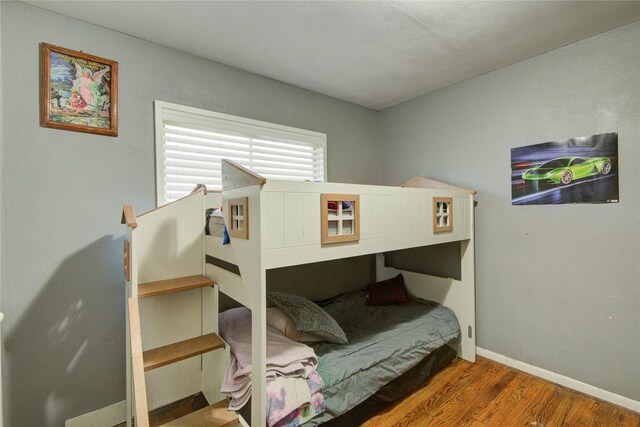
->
[511,132,619,205]
[40,43,118,136]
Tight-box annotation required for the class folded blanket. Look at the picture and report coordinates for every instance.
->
[272,372,325,427]
[219,307,320,418]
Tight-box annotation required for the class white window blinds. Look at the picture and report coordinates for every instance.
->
[155,101,327,204]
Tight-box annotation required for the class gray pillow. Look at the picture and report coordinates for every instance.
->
[268,292,348,344]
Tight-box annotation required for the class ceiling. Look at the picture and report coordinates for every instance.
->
[26,1,640,110]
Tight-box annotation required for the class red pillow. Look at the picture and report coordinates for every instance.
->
[367,274,411,306]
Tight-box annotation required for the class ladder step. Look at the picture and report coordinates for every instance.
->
[138,275,215,299]
[162,399,238,427]
[143,333,225,371]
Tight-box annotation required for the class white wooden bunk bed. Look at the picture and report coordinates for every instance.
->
[122,160,476,426]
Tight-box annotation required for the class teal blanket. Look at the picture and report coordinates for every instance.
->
[308,291,460,424]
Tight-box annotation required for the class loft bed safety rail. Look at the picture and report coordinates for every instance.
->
[188,183,222,195]
[398,175,477,195]
[221,159,267,190]
[122,183,232,427]
[190,183,208,195]
[121,205,138,229]
[121,184,218,232]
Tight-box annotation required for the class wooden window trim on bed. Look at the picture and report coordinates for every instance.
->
[433,197,453,233]
[124,240,131,281]
[228,197,249,239]
[321,193,360,244]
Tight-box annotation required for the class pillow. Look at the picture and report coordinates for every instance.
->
[266,307,322,343]
[367,273,411,306]
[268,292,348,344]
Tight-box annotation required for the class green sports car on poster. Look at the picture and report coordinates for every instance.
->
[522,156,612,185]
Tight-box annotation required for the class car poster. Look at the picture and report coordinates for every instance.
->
[511,132,619,205]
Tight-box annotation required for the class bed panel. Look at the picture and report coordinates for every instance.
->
[259,187,472,270]
[376,242,476,362]
[264,231,472,270]
[222,182,269,425]
[359,194,380,239]
[205,263,249,308]
[136,192,204,284]
[131,191,208,410]
[205,235,237,266]
[456,195,468,235]
[201,285,230,405]
[263,191,284,249]
[284,192,319,247]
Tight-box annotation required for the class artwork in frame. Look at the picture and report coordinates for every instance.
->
[511,132,619,205]
[40,43,118,136]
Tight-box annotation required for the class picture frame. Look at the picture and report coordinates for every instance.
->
[510,132,618,205]
[40,43,118,136]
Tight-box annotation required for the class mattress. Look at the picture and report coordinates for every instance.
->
[307,291,460,425]
[320,343,457,427]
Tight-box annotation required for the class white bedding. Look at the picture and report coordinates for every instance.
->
[218,307,319,414]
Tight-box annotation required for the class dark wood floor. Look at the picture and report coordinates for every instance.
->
[114,392,210,427]
[362,356,640,426]
[118,356,640,427]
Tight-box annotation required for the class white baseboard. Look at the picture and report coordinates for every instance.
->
[65,400,126,427]
[476,347,640,413]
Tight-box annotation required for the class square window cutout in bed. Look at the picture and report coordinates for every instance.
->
[321,193,360,244]
[228,197,248,239]
[433,197,453,233]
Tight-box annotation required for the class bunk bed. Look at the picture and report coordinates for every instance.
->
[208,160,476,425]
[122,159,476,427]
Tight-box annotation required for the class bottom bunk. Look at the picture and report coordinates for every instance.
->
[219,285,461,426]
[319,344,456,427]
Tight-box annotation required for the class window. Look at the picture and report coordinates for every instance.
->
[320,194,360,244]
[433,197,453,233]
[228,197,249,240]
[155,101,327,204]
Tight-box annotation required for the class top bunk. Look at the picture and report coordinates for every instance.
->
[211,159,476,270]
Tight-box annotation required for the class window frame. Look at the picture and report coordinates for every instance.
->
[154,101,328,206]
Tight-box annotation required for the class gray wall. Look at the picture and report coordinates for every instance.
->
[379,22,640,401]
[0,2,379,425]
[2,2,639,425]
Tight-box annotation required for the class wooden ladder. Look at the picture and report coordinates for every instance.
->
[127,275,238,427]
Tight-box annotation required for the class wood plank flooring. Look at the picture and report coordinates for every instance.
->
[362,356,640,427]
[117,356,640,427]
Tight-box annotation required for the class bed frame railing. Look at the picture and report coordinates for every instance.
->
[121,205,138,229]
[398,175,476,194]
[221,159,266,190]
[123,185,235,427]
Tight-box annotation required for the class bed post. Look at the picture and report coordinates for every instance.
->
[251,266,267,426]
[460,192,476,362]
[121,206,138,427]
[221,160,268,425]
